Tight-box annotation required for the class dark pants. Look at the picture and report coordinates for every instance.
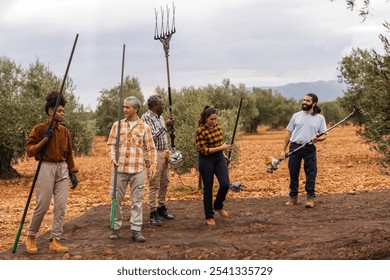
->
[198,151,230,219]
[288,142,317,198]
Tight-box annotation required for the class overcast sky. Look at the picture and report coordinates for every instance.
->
[1,0,388,109]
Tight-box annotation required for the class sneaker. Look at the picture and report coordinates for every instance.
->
[110,229,120,240]
[157,206,175,220]
[131,230,146,242]
[25,235,38,254]
[285,196,298,206]
[305,196,315,208]
[215,209,228,218]
[150,211,163,226]
[49,238,69,253]
[206,218,216,226]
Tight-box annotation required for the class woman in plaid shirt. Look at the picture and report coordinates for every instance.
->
[196,106,233,226]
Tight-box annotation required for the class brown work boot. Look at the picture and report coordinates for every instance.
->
[26,235,38,254]
[215,209,228,218]
[131,230,146,242]
[285,196,298,206]
[49,238,69,253]
[206,218,216,226]
[305,196,315,208]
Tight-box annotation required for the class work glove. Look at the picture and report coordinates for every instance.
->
[70,173,78,189]
[45,128,53,140]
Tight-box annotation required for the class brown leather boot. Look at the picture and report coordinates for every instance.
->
[26,235,38,254]
[49,238,69,253]
[305,196,315,208]
[206,218,216,226]
[285,195,298,206]
[215,209,228,218]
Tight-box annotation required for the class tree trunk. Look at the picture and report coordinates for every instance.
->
[0,145,21,179]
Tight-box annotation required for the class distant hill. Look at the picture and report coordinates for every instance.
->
[256,80,348,102]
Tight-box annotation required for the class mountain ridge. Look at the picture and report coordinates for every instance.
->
[255,80,348,102]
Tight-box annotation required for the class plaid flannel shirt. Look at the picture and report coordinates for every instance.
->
[195,123,224,155]
[107,116,157,174]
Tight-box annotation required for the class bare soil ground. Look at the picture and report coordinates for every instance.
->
[1,125,389,260]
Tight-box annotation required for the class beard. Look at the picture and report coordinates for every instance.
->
[302,103,313,111]
[157,108,164,116]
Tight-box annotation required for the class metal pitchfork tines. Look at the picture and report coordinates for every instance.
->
[154,2,182,165]
[154,2,176,55]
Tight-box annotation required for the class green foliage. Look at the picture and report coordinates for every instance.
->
[63,96,97,156]
[166,87,209,174]
[321,99,348,124]
[150,85,241,174]
[0,57,96,178]
[0,57,26,164]
[338,48,390,163]
[95,76,144,137]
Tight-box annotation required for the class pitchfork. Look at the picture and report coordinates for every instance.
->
[154,2,182,165]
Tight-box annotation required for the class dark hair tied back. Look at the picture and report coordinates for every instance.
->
[306,93,321,115]
[198,106,217,125]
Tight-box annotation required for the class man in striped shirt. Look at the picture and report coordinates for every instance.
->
[107,96,157,242]
[141,95,175,227]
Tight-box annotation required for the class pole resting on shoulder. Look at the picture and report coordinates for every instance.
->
[154,2,182,165]
[12,33,79,253]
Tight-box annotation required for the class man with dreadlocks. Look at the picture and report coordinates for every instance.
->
[25,90,78,254]
[281,93,327,208]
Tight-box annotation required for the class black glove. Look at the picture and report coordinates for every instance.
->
[70,173,78,189]
[45,128,53,140]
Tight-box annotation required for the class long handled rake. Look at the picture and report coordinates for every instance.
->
[265,105,363,173]
[111,44,126,229]
[154,2,182,165]
[12,33,79,253]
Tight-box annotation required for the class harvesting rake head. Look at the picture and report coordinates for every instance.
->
[265,156,282,173]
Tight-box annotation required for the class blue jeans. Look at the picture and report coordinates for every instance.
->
[198,151,230,219]
[288,142,317,197]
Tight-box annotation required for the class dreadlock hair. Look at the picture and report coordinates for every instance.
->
[306,93,322,115]
[44,90,67,115]
[198,106,218,126]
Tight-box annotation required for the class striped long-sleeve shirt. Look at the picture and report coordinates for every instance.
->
[107,116,157,174]
[141,110,168,150]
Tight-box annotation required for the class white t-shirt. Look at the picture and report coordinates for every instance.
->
[286,111,327,144]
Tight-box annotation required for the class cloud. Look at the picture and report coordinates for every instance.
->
[1,0,389,109]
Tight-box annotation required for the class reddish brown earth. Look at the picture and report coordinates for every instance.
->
[0,125,389,260]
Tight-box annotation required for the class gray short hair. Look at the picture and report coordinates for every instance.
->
[124,96,141,112]
[147,95,163,109]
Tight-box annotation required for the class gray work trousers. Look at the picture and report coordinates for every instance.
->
[110,170,146,232]
[28,162,69,240]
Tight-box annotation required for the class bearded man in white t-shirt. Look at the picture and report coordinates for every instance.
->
[281,93,327,208]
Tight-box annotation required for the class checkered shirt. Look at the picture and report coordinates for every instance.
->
[196,123,224,155]
[107,116,157,174]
